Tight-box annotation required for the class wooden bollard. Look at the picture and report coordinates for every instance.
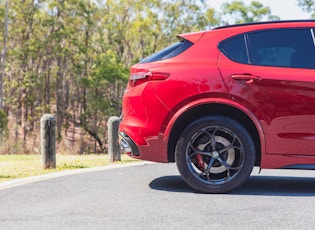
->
[40,114,56,169]
[107,116,121,162]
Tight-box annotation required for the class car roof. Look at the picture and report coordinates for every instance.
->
[214,20,315,30]
[178,20,315,45]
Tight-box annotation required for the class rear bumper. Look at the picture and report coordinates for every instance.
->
[119,80,170,162]
[118,130,169,162]
[119,132,140,156]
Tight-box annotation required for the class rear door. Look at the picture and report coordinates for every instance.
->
[218,28,315,155]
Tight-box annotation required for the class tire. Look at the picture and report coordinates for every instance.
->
[175,116,255,193]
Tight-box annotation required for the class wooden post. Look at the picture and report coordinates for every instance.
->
[107,116,121,162]
[40,114,56,169]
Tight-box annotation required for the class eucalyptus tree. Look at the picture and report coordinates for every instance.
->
[297,0,315,18]
[220,1,280,24]
[5,0,45,145]
[0,0,221,154]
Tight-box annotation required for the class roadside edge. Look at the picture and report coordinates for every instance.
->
[0,161,154,190]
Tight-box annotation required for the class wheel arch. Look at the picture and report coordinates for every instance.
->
[167,102,264,166]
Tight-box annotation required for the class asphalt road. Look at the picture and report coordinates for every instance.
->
[1,162,315,230]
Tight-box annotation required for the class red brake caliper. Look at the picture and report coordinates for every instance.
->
[195,154,205,171]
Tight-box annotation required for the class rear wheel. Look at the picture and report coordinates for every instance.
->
[175,116,255,193]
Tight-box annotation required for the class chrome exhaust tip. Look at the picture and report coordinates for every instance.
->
[119,132,140,156]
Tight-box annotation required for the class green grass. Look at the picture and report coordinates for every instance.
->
[0,154,140,182]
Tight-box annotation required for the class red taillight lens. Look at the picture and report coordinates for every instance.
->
[129,71,151,87]
[129,70,170,87]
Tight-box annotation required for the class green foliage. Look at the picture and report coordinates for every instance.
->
[79,50,128,152]
[0,110,8,137]
[298,0,315,18]
[221,1,280,24]
[89,51,128,85]
[1,0,285,154]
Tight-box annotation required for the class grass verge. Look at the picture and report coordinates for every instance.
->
[0,154,140,182]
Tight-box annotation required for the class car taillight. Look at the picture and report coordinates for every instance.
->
[129,70,170,87]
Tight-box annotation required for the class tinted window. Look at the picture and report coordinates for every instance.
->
[219,35,248,64]
[140,39,193,63]
[248,29,315,69]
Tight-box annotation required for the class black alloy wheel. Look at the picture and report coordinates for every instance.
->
[175,116,255,193]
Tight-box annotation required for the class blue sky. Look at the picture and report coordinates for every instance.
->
[207,0,312,20]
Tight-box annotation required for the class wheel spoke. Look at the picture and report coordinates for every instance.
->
[206,173,216,184]
[205,157,216,173]
[187,143,213,158]
[217,156,242,171]
[199,130,213,149]
[209,128,218,151]
[188,151,212,159]
[217,133,240,154]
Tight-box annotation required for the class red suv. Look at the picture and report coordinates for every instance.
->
[119,20,315,193]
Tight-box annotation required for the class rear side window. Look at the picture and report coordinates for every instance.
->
[140,39,193,63]
[219,35,248,64]
[248,29,315,68]
[219,28,315,69]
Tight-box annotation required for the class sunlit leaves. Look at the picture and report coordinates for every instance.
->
[297,0,315,18]
[0,0,286,153]
[220,1,280,24]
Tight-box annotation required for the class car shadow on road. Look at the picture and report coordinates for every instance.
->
[149,175,196,193]
[149,175,315,196]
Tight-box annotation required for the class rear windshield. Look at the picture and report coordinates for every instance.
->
[140,39,193,63]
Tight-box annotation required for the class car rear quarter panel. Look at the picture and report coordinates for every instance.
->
[152,33,228,131]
